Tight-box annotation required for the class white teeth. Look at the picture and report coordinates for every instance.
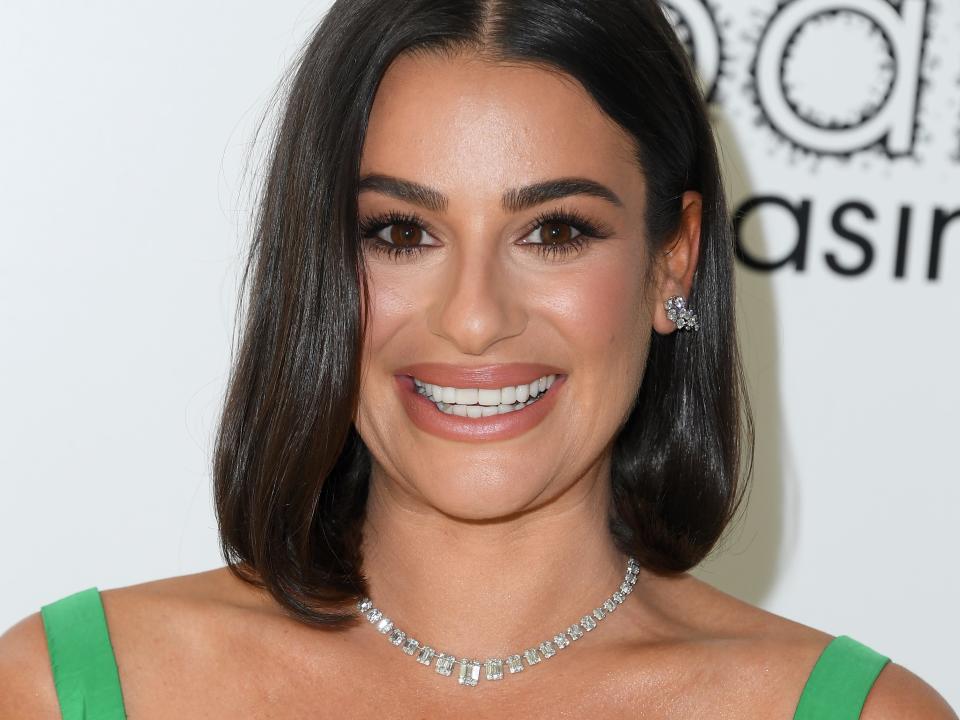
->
[516,383,529,402]
[414,373,559,417]
[455,387,479,405]
[477,388,501,406]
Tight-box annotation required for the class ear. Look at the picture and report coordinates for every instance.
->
[652,190,702,335]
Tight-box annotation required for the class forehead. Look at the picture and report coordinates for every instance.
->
[360,51,643,204]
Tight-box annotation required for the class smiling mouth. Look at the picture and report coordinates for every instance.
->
[413,373,559,417]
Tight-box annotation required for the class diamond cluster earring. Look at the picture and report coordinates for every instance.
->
[664,295,699,331]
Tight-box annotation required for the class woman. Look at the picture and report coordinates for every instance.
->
[1,0,955,717]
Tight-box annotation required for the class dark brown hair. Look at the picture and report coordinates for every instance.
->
[213,0,754,626]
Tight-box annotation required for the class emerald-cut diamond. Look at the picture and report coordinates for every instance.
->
[402,637,420,655]
[580,615,597,631]
[553,632,570,649]
[365,608,382,623]
[358,598,373,613]
[484,658,504,680]
[592,607,606,621]
[612,591,625,604]
[567,623,584,640]
[458,659,481,686]
[388,628,406,646]
[435,653,456,676]
[538,641,556,659]
[376,617,394,634]
[523,648,540,666]
[506,655,524,673]
[619,582,632,595]
[603,599,617,613]
[416,646,435,665]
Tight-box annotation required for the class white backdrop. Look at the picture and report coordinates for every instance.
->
[1,0,957,708]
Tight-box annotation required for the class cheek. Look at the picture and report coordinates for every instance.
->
[547,256,648,359]
[359,268,418,353]
[542,251,651,436]
[356,270,414,433]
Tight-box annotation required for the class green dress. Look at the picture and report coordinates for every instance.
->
[40,587,891,719]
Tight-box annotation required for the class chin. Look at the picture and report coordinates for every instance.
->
[411,465,555,522]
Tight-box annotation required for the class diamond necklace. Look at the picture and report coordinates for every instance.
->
[356,555,639,687]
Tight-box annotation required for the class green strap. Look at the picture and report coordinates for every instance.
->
[794,635,890,719]
[41,587,127,720]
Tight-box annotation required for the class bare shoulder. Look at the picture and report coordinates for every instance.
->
[642,573,956,717]
[0,567,272,720]
[100,566,310,716]
[96,564,279,667]
[860,662,957,719]
[644,570,837,652]
[0,611,60,719]
[98,563,272,624]
[627,573,828,711]
[635,573,845,712]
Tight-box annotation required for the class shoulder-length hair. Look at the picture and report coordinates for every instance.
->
[213,0,754,626]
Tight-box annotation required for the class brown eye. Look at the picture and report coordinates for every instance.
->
[539,221,580,245]
[390,223,423,247]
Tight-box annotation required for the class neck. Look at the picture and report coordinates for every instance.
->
[358,455,630,657]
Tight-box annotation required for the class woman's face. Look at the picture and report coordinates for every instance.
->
[355,51,665,520]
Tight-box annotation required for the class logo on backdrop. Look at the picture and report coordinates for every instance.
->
[662,0,936,157]
[660,0,957,281]
[660,0,725,103]
[750,0,929,158]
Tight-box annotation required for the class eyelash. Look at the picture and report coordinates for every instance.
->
[358,207,613,261]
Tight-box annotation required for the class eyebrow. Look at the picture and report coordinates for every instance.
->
[358,173,623,213]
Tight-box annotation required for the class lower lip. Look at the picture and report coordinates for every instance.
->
[394,374,567,443]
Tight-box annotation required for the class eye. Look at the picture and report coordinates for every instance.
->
[517,207,613,260]
[358,210,439,260]
[525,219,583,245]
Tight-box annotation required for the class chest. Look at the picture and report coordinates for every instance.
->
[118,641,803,719]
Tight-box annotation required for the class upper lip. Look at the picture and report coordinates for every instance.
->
[395,362,566,389]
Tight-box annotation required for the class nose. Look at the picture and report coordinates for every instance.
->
[427,239,527,355]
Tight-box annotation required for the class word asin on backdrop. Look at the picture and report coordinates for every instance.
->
[733,195,957,281]
[661,0,959,282]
